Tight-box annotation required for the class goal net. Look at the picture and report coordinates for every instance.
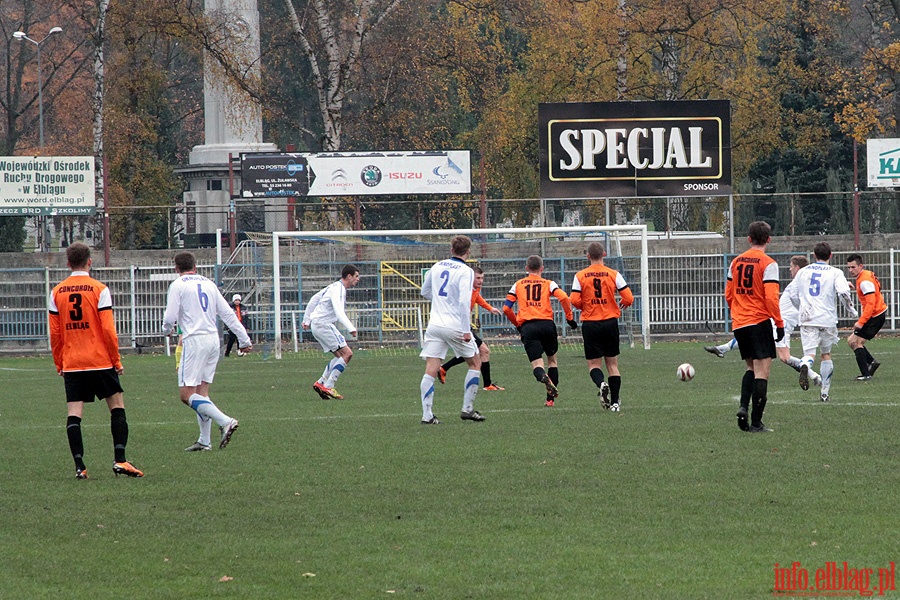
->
[267,226,649,358]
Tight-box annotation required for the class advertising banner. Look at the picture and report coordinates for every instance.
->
[0,156,96,215]
[539,100,731,198]
[866,139,900,188]
[241,151,471,197]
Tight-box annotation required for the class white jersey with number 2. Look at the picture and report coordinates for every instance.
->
[421,257,474,334]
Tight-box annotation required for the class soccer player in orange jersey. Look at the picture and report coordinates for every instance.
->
[439,266,505,390]
[725,221,784,433]
[570,242,634,411]
[846,254,887,380]
[503,255,576,406]
[49,242,143,479]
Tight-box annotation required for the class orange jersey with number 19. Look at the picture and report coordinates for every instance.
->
[49,272,122,373]
[725,249,783,330]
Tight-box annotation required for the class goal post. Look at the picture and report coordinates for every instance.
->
[271,225,650,359]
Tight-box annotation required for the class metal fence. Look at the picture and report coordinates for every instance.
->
[3,248,894,353]
[23,189,900,252]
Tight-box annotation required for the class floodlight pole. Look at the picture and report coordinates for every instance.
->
[14,26,62,252]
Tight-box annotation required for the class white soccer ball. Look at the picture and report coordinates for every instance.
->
[677,363,695,381]
[237,350,245,357]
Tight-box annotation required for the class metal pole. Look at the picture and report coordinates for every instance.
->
[853,139,860,250]
[37,44,44,148]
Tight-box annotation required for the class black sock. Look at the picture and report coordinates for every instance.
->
[590,368,605,389]
[740,370,754,409]
[864,347,875,364]
[854,347,869,376]
[533,367,546,382]
[481,361,492,386]
[548,367,559,386]
[442,356,465,372]
[609,375,622,402]
[67,416,85,470]
[110,407,128,463]
[750,379,768,425]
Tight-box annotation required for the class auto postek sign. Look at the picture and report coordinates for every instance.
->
[539,100,731,199]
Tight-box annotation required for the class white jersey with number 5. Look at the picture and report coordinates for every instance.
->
[162,273,250,346]
[421,257,474,334]
[789,262,852,328]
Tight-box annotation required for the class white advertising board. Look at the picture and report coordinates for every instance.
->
[867,139,900,188]
[0,156,96,215]
[241,151,471,197]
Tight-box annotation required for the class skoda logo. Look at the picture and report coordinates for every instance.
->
[361,165,382,187]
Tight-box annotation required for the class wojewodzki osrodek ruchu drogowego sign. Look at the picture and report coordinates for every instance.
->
[0,156,95,215]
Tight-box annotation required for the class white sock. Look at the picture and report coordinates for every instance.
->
[197,413,212,447]
[801,355,815,370]
[325,357,347,388]
[319,357,337,384]
[189,393,231,428]
[421,374,435,420]
[821,360,834,393]
[719,339,737,353]
[463,369,480,413]
[809,367,822,384]
[786,356,803,371]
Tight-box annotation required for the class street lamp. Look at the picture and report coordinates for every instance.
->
[14,26,62,251]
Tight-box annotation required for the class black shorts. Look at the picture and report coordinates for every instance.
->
[474,333,484,348]
[581,319,620,360]
[855,311,886,340]
[520,320,559,362]
[63,368,123,403]
[734,321,776,361]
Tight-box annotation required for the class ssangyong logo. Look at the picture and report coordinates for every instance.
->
[361,165,382,187]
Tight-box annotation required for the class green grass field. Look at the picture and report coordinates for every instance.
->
[1,338,898,599]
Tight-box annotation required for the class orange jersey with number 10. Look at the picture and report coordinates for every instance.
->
[503,274,573,326]
[49,272,122,373]
[725,249,783,330]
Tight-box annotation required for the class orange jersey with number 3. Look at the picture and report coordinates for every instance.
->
[49,272,122,373]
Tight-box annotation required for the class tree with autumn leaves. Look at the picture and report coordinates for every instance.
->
[2,0,900,249]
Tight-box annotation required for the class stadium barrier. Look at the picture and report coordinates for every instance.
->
[1,248,891,353]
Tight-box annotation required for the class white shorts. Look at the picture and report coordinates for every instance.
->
[311,322,346,353]
[179,334,220,387]
[799,325,839,356]
[773,318,798,349]
[419,324,477,360]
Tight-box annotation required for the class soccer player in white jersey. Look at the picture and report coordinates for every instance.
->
[788,242,858,402]
[419,235,485,424]
[705,256,823,387]
[302,264,360,400]
[162,252,251,451]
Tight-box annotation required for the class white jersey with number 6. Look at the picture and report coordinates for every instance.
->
[162,273,250,346]
[421,257,474,334]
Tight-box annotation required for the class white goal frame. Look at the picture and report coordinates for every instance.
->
[272,225,650,359]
